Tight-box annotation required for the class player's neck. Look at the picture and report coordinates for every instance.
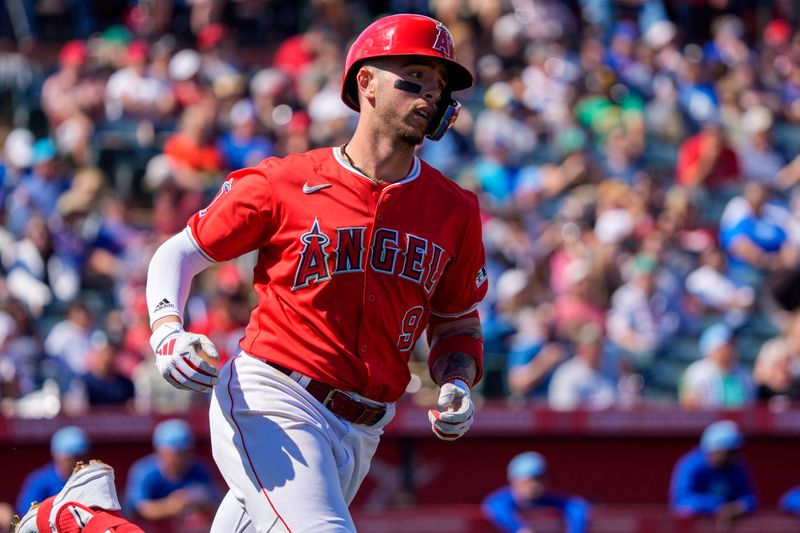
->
[342,131,416,184]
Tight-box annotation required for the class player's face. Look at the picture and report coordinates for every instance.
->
[53,454,80,478]
[708,449,736,468]
[373,57,448,146]
[511,475,547,500]
[157,448,191,477]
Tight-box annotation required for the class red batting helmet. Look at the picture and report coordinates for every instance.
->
[341,14,473,112]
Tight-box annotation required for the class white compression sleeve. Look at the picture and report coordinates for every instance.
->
[146,227,216,328]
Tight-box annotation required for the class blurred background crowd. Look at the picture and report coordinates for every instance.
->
[0,0,800,420]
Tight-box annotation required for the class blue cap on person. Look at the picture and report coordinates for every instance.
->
[508,452,547,480]
[701,420,743,453]
[699,323,733,356]
[51,426,90,456]
[153,419,194,451]
[31,138,57,165]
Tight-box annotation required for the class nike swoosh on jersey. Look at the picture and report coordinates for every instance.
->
[303,182,333,194]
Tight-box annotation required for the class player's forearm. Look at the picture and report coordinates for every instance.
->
[429,316,482,386]
[146,228,215,329]
[431,352,477,386]
[674,492,725,514]
[135,496,184,521]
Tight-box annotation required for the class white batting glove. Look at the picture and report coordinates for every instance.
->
[150,322,220,393]
[428,379,474,441]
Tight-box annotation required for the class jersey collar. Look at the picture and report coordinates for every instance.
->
[332,147,420,187]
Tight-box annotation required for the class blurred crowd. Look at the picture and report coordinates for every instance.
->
[1,0,800,418]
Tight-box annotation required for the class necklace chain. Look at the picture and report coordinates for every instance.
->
[341,143,386,185]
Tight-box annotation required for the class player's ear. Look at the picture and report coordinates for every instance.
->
[356,65,378,109]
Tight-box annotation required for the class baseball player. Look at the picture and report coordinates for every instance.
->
[482,452,591,533]
[145,13,487,533]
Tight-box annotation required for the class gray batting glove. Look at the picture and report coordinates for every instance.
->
[150,322,220,393]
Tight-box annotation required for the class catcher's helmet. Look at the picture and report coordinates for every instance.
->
[341,14,473,140]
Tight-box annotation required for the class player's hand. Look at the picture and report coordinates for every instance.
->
[150,322,219,393]
[715,501,746,530]
[428,379,474,441]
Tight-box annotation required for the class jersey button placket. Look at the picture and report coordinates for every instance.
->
[375,192,387,222]
[368,294,376,303]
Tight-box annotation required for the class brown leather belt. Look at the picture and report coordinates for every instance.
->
[264,360,387,427]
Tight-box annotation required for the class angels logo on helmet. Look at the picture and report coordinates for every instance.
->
[431,23,454,58]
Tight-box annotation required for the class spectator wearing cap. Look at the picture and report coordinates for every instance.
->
[77,331,135,408]
[40,40,105,167]
[44,301,95,382]
[16,426,90,514]
[169,49,208,110]
[548,324,616,411]
[124,419,219,525]
[217,98,274,170]
[2,128,34,185]
[645,74,689,148]
[197,23,240,86]
[482,451,590,533]
[605,21,653,96]
[469,82,538,207]
[703,16,751,69]
[670,420,756,528]
[606,253,679,371]
[249,67,292,133]
[680,324,754,409]
[735,106,787,186]
[6,138,69,238]
[104,40,175,128]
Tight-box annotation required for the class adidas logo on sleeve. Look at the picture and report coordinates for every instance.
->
[153,298,176,314]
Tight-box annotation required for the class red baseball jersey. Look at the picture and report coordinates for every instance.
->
[187,147,487,402]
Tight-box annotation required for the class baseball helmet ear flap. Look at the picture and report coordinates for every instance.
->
[426,92,460,141]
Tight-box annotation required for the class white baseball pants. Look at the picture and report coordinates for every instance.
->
[208,353,395,533]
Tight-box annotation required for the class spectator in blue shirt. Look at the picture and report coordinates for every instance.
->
[78,332,135,408]
[670,420,757,529]
[720,182,798,288]
[482,451,590,533]
[217,99,274,170]
[6,139,69,237]
[506,306,565,400]
[16,426,90,514]
[124,418,219,526]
